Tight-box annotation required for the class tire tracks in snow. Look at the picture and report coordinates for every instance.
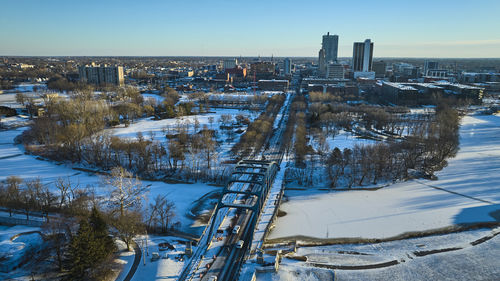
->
[414,180,496,205]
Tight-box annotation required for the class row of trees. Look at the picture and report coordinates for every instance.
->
[231,94,286,157]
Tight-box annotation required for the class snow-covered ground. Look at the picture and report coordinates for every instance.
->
[109,108,257,140]
[123,235,192,281]
[0,127,218,234]
[269,114,500,240]
[258,227,500,281]
[310,129,378,153]
[0,225,43,274]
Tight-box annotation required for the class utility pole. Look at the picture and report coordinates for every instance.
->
[145,231,149,256]
[143,240,146,266]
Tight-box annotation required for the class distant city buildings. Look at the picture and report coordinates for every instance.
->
[251,61,276,80]
[78,63,124,86]
[391,62,421,81]
[223,59,238,70]
[16,63,34,69]
[427,69,447,78]
[424,60,439,76]
[258,79,289,91]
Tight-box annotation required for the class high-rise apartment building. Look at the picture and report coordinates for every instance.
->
[352,39,374,72]
[78,63,124,86]
[283,58,292,75]
[322,32,339,63]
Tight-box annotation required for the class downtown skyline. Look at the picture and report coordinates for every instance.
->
[1,0,500,58]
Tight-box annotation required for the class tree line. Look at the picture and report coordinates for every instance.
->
[288,94,461,188]
[231,94,286,157]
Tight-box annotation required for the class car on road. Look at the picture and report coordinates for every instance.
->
[151,252,160,261]
[232,225,240,234]
[208,276,218,281]
[236,240,244,249]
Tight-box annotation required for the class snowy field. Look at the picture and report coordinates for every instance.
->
[0,127,218,234]
[258,227,500,281]
[109,108,257,140]
[310,129,378,153]
[269,114,500,240]
[0,83,47,109]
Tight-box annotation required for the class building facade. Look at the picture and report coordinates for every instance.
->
[372,61,387,78]
[322,32,339,63]
[326,63,344,79]
[352,39,373,72]
[318,48,326,76]
[258,79,289,91]
[78,63,124,86]
[283,58,292,75]
[424,60,439,76]
[223,59,238,70]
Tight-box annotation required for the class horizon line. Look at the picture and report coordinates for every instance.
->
[2,55,500,60]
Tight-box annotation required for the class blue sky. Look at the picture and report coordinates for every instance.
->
[1,0,499,57]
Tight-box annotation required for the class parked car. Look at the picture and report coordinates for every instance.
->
[158,242,175,251]
[151,252,160,261]
[236,240,244,249]
[232,225,240,234]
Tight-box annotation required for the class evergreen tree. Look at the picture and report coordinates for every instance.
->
[68,207,116,280]
[68,219,94,279]
[89,207,116,260]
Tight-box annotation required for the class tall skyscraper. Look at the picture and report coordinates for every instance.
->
[352,39,374,72]
[283,58,292,75]
[322,32,339,63]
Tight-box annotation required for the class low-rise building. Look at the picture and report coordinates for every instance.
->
[381,81,483,105]
[258,79,289,91]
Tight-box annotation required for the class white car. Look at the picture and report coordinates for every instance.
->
[236,240,244,249]
[151,252,160,261]
[232,225,240,234]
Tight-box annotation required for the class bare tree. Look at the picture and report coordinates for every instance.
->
[55,177,74,209]
[103,166,149,218]
[4,176,22,216]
